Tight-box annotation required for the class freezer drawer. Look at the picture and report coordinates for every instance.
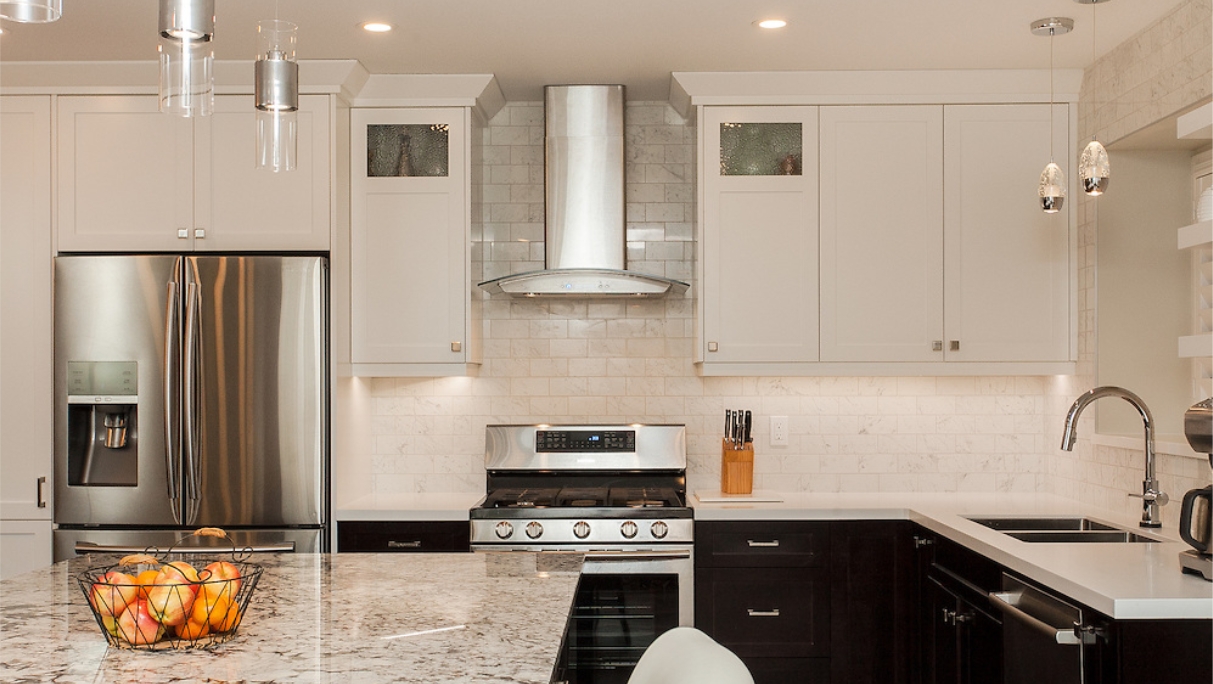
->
[53,527,322,562]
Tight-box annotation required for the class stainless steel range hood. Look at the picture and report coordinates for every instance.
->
[478,85,688,298]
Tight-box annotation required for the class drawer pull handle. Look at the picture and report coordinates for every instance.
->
[388,540,422,549]
[747,540,780,547]
[747,609,780,617]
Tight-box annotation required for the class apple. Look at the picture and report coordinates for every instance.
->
[158,560,201,593]
[116,599,164,646]
[145,576,195,626]
[199,561,241,601]
[89,571,137,618]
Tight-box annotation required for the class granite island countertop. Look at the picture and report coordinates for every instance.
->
[0,552,580,683]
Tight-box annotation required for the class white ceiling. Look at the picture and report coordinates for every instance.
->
[0,0,1190,101]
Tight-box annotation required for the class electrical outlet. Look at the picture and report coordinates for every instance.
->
[770,416,788,446]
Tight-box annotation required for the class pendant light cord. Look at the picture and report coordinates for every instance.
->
[1049,27,1056,162]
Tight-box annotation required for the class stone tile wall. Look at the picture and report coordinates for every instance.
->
[1061,0,1213,529]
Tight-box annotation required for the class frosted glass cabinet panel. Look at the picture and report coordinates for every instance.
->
[366,123,450,177]
[719,122,803,176]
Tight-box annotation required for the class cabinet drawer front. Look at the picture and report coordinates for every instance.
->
[337,521,470,553]
[742,657,830,684]
[696,521,828,567]
[697,567,831,658]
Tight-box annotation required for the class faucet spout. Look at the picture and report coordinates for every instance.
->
[1059,386,1166,528]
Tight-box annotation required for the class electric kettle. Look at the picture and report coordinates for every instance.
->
[1179,398,1213,580]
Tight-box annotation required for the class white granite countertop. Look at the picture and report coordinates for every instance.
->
[335,492,484,521]
[0,552,579,683]
[691,491,1213,621]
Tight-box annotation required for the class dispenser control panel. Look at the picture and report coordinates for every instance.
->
[67,361,137,402]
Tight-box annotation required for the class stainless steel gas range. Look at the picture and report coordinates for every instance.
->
[469,424,692,684]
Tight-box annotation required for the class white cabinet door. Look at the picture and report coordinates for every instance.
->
[58,94,331,253]
[197,95,331,251]
[57,95,194,252]
[0,520,53,580]
[944,104,1071,362]
[700,106,819,365]
[820,106,944,362]
[1,97,53,523]
[350,108,471,369]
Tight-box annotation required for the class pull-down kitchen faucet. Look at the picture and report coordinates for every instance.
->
[1060,386,1168,528]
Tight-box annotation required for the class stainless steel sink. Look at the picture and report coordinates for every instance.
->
[1004,530,1159,544]
[966,516,1118,532]
[964,516,1161,543]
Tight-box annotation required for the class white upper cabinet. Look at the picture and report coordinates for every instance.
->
[1,97,54,534]
[819,105,945,362]
[943,104,1071,363]
[699,106,820,366]
[57,94,331,252]
[348,107,478,375]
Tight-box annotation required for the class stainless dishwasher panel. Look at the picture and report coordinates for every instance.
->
[990,573,1090,684]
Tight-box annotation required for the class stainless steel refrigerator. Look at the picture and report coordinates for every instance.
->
[53,255,327,560]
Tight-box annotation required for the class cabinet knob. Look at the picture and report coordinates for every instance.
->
[194,228,205,239]
[451,341,462,352]
[913,536,934,549]
[708,342,719,353]
[950,340,960,351]
[178,229,189,239]
[932,341,943,352]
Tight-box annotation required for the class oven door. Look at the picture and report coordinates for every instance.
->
[552,547,693,684]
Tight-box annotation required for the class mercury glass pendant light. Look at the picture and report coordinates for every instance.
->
[158,0,216,117]
[1032,17,1073,214]
[1075,0,1112,195]
[0,0,61,23]
[254,19,300,172]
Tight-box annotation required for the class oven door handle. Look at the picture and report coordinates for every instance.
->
[583,550,692,562]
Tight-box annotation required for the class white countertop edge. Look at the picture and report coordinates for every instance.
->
[334,492,483,521]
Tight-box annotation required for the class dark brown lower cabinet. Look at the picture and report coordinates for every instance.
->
[695,520,914,684]
[336,520,470,552]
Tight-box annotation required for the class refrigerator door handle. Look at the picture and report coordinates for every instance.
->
[182,281,202,525]
[163,280,182,523]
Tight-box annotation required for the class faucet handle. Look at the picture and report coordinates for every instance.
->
[1128,490,1169,506]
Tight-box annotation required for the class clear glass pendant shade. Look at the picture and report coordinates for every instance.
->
[158,36,214,117]
[254,20,299,172]
[1038,162,1067,214]
[0,0,61,23]
[1079,139,1110,196]
[158,0,214,117]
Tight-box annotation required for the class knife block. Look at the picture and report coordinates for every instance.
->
[720,438,754,495]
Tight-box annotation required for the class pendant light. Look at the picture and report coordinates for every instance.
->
[254,19,299,172]
[1075,0,1112,195]
[158,0,216,117]
[0,0,61,23]
[1032,17,1073,214]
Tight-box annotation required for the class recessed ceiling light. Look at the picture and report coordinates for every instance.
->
[361,21,393,33]
[756,19,787,29]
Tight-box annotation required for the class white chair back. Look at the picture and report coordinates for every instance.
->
[627,627,755,684]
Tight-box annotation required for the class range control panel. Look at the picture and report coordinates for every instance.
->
[536,429,636,453]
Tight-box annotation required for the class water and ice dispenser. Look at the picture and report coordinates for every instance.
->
[66,361,139,486]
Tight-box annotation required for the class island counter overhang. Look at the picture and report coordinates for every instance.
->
[0,552,580,683]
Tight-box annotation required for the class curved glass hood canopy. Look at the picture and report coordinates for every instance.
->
[477,85,688,299]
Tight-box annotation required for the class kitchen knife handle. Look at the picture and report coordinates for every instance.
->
[182,281,202,524]
[744,410,752,444]
[163,280,182,521]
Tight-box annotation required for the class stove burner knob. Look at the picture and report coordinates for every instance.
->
[495,521,514,539]
[573,521,592,539]
[620,521,639,539]
[650,521,669,539]
[526,521,544,539]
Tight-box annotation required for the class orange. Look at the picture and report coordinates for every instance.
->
[174,618,210,640]
[133,569,160,601]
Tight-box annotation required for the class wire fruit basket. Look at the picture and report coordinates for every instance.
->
[76,528,264,650]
